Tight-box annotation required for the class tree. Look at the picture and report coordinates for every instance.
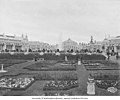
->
[97,49,100,53]
[57,49,59,52]
[43,49,45,52]
[28,49,32,52]
[67,50,69,53]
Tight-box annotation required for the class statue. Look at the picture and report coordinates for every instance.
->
[87,77,95,95]
[0,64,7,73]
[65,56,68,61]
[78,58,81,65]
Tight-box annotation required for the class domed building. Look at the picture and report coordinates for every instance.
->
[62,38,81,52]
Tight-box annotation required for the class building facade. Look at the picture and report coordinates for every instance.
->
[0,34,28,52]
[101,36,120,53]
[62,38,82,52]
[28,41,57,52]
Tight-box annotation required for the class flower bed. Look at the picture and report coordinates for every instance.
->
[60,61,76,65]
[43,80,79,91]
[83,60,119,67]
[0,77,35,90]
[92,74,120,90]
[96,80,118,89]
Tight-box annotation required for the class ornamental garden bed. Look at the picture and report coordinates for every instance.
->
[58,61,77,65]
[0,77,35,91]
[43,80,79,91]
[95,80,120,90]
[83,60,119,67]
[91,74,120,90]
[24,62,76,71]
[83,60,119,70]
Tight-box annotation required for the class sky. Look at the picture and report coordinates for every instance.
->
[0,0,120,44]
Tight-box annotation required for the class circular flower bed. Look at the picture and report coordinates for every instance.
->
[96,80,119,90]
[43,80,79,90]
[107,87,117,93]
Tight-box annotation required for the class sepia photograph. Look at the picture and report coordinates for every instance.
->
[0,0,120,99]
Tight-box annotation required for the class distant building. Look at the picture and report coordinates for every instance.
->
[102,36,120,53]
[0,33,28,52]
[83,36,102,52]
[62,38,82,52]
[28,41,56,52]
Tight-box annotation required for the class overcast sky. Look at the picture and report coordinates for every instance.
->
[0,0,120,44]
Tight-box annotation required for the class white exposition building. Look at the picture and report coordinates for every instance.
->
[102,36,120,53]
[28,41,56,51]
[0,33,57,52]
[1,33,120,53]
[62,38,82,52]
[0,33,28,52]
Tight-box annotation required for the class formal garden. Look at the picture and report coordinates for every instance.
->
[0,53,119,96]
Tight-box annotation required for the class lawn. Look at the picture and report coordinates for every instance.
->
[35,72,78,80]
[24,61,77,71]
[0,59,27,68]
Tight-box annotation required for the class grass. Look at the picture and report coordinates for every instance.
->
[35,72,78,80]
[0,59,27,68]
[84,60,120,70]
[24,62,77,71]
